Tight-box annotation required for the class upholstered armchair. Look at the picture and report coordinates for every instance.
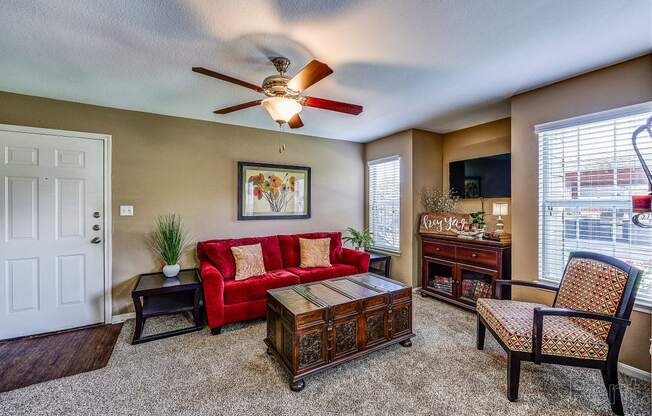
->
[476,251,642,415]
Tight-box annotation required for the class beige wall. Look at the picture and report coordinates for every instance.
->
[365,130,414,285]
[364,129,443,287]
[0,91,365,315]
[511,54,652,372]
[442,118,512,233]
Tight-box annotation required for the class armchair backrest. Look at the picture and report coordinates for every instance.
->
[553,251,643,341]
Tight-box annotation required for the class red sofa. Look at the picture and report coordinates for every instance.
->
[197,232,370,334]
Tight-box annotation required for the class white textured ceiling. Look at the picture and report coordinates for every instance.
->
[0,0,650,142]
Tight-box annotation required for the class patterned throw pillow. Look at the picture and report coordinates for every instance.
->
[230,243,266,280]
[299,238,331,268]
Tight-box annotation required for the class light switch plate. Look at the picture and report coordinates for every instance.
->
[120,205,134,216]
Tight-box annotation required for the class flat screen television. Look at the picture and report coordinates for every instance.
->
[449,153,511,199]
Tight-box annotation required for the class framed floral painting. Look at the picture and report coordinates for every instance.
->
[237,162,311,220]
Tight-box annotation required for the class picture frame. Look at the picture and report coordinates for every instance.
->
[464,177,481,198]
[237,161,311,220]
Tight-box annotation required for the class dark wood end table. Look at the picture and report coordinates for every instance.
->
[131,269,203,345]
[368,252,392,277]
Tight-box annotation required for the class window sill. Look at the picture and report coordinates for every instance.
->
[370,248,401,256]
[633,301,651,314]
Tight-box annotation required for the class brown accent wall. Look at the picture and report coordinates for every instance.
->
[412,130,444,286]
[442,118,512,233]
[511,54,652,372]
[0,91,365,315]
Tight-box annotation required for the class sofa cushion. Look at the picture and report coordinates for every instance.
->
[223,269,299,305]
[287,264,358,284]
[202,236,283,279]
[231,243,266,280]
[278,232,343,268]
[299,238,332,268]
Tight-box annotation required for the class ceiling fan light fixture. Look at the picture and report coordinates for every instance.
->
[261,97,302,124]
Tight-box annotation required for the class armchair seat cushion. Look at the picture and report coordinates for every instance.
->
[477,298,608,360]
[286,264,358,284]
[223,269,300,305]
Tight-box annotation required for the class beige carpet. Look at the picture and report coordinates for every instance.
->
[1,295,649,416]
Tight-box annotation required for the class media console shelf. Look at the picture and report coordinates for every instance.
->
[419,234,511,311]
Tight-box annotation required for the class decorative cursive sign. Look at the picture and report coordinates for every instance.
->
[419,212,470,235]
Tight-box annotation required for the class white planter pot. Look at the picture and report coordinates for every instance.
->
[162,264,180,278]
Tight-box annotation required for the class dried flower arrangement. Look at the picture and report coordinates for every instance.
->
[420,187,459,213]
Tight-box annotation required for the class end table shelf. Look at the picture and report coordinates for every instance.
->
[131,269,203,345]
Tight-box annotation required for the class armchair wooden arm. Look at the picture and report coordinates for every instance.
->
[492,279,559,299]
[532,306,631,364]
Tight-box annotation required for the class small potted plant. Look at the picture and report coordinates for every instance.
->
[342,227,374,251]
[469,211,486,230]
[151,214,190,278]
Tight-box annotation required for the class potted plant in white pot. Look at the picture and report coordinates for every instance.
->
[151,214,190,278]
[342,227,374,251]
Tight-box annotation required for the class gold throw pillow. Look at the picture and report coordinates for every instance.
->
[299,238,331,268]
[231,243,266,280]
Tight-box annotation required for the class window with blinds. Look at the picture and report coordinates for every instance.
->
[537,106,652,306]
[368,156,401,253]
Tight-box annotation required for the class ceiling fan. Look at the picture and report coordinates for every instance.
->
[192,57,363,129]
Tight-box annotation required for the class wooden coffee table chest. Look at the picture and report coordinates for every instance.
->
[265,273,414,391]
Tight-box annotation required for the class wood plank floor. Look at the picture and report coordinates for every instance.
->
[0,324,123,393]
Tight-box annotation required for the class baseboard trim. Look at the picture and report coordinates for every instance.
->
[111,312,135,324]
[618,362,651,382]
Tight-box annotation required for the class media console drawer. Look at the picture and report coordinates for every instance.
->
[423,241,455,259]
[455,247,498,268]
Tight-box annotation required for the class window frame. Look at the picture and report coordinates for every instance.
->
[535,101,652,312]
[367,155,401,254]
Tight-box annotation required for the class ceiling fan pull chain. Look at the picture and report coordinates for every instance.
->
[277,124,287,154]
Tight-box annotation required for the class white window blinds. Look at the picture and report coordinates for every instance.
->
[368,156,401,252]
[537,105,652,306]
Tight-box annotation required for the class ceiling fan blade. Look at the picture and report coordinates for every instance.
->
[287,60,333,92]
[303,97,363,115]
[193,67,263,93]
[214,100,262,114]
[288,114,304,129]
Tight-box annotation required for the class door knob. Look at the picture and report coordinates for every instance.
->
[91,237,102,244]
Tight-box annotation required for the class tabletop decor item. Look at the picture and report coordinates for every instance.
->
[631,115,652,228]
[492,203,509,234]
[469,211,486,229]
[420,187,459,213]
[342,227,374,251]
[454,225,484,240]
[238,161,311,220]
[453,211,486,239]
[419,212,470,236]
[151,213,190,278]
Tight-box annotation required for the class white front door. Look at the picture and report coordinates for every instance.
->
[0,129,105,340]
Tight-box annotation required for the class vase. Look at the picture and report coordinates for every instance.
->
[162,264,180,278]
